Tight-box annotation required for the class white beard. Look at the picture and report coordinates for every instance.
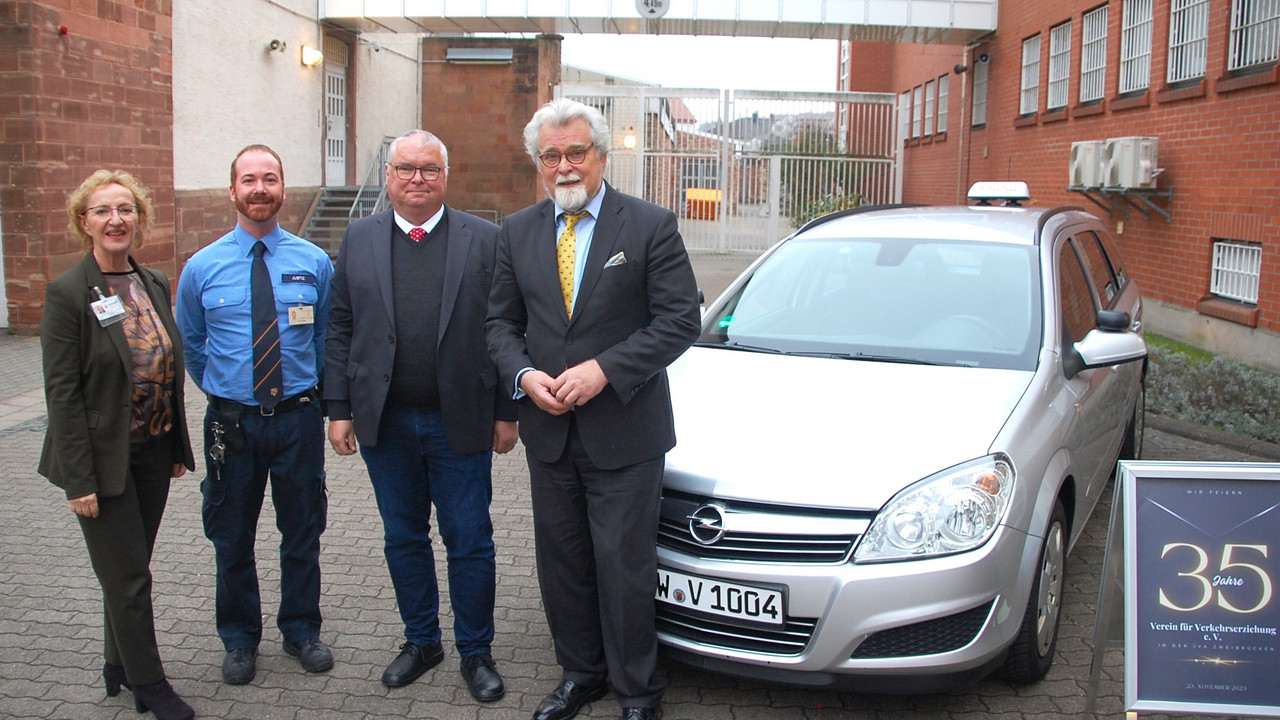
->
[554,184,589,213]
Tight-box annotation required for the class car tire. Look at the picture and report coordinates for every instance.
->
[1000,499,1067,684]
[1119,380,1145,461]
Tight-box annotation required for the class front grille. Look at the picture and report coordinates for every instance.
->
[657,603,818,656]
[850,602,994,659]
[658,491,868,564]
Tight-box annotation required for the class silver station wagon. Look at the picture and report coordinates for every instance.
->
[657,183,1147,691]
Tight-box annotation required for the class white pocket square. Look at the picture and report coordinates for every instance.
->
[604,252,628,268]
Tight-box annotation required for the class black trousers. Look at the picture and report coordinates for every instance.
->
[77,440,174,685]
[527,418,666,709]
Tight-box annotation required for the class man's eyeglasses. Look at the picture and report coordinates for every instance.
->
[538,144,595,168]
[84,205,138,220]
[392,165,444,181]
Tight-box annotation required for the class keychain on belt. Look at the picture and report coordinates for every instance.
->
[209,420,227,483]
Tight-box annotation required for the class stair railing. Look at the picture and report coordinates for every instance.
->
[349,135,396,220]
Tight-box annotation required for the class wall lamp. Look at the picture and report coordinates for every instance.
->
[623,127,637,150]
[301,45,324,67]
[445,47,514,64]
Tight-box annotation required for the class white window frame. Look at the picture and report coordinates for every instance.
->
[1021,35,1042,115]
[1168,0,1210,82]
[912,85,923,138]
[1120,0,1154,93]
[923,79,935,135]
[1229,0,1280,70]
[1211,240,1262,303]
[1048,22,1073,110]
[972,58,989,126]
[901,90,912,140]
[1081,5,1109,102]
[937,75,949,133]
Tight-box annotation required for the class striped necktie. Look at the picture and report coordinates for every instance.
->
[251,241,283,408]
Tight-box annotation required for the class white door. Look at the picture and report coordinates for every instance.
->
[324,64,347,186]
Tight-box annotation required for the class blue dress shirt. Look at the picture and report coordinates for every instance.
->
[176,224,333,404]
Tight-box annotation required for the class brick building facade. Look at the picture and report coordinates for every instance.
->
[841,0,1280,370]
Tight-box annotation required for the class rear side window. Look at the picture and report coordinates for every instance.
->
[1072,230,1123,306]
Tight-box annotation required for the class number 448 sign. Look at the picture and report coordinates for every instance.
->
[1118,461,1280,716]
[636,0,670,19]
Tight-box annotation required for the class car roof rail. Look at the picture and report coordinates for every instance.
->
[1034,205,1090,245]
[794,203,924,234]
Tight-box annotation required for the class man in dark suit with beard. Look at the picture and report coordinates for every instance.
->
[486,99,701,720]
[324,129,517,701]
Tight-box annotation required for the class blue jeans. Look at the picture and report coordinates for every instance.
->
[201,402,327,651]
[360,407,496,656]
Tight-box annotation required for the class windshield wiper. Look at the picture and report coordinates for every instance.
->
[839,351,945,366]
[697,340,785,354]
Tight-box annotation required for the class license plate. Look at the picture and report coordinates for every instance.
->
[656,567,785,626]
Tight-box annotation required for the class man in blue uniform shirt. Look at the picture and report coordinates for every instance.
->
[176,144,334,685]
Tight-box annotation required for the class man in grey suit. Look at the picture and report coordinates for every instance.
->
[486,99,701,720]
[324,130,517,701]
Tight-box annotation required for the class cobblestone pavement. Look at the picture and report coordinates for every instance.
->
[1,251,1274,720]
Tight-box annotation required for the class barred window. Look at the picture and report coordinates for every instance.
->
[1168,0,1210,82]
[923,80,935,135]
[1048,22,1073,110]
[1211,241,1262,303]
[1021,35,1042,115]
[972,59,989,126]
[1228,0,1280,70]
[913,85,924,138]
[937,75,949,133]
[1081,5,1109,102]
[1120,0,1154,93]
[901,90,912,140]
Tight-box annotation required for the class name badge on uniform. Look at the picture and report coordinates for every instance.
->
[90,286,126,327]
[288,305,315,325]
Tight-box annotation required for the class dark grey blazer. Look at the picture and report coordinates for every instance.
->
[38,252,196,499]
[324,207,517,454]
[486,185,702,470]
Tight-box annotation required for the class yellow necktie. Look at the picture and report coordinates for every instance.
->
[558,211,589,317]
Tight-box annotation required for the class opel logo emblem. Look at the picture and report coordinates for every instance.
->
[688,504,726,545]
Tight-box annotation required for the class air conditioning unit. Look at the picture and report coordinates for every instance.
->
[1103,136,1159,189]
[1069,140,1105,188]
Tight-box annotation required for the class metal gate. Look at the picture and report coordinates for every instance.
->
[558,84,901,254]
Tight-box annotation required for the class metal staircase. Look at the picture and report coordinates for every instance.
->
[301,136,395,258]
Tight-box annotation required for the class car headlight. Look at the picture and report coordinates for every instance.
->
[853,454,1014,563]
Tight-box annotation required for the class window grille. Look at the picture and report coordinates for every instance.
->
[1120,0,1154,93]
[1229,0,1280,70]
[1021,35,1041,115]
[937,75,949,133]
[972,60,989,126]
[1081,6,1109,102]
[1168,0,1210,82]
[923,80,935,135]
[1048,22,1072,109]
[913,85,923,138]
[1211,241,1262,303]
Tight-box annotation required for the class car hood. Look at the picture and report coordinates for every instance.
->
[665,347,1035,511]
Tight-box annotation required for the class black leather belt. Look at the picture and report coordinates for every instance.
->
[208,389,318,417]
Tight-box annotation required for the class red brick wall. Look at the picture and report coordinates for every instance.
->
[852,1,1280,340]
[173,188,317,268]
[420,36,560,219]
[0,0,175,333]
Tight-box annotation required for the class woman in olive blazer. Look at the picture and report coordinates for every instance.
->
[38,170,196,720]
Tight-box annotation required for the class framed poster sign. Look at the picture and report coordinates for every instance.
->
[1121,461,1280,716]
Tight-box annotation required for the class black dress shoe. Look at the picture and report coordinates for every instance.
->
[621,708,660,720]
[102,662,129,697]
[283,636,334,673]
[221,647,258,685]
[460,653,505,702]
[381,641,444,688]
[532,679,609,720]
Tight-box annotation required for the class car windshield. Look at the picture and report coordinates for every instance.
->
[699,236,1042,370]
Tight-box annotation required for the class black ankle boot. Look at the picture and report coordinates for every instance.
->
[131,678,194,720]
[103,662,130,698]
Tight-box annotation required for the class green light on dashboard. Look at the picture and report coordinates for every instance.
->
[717,315,734,328]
